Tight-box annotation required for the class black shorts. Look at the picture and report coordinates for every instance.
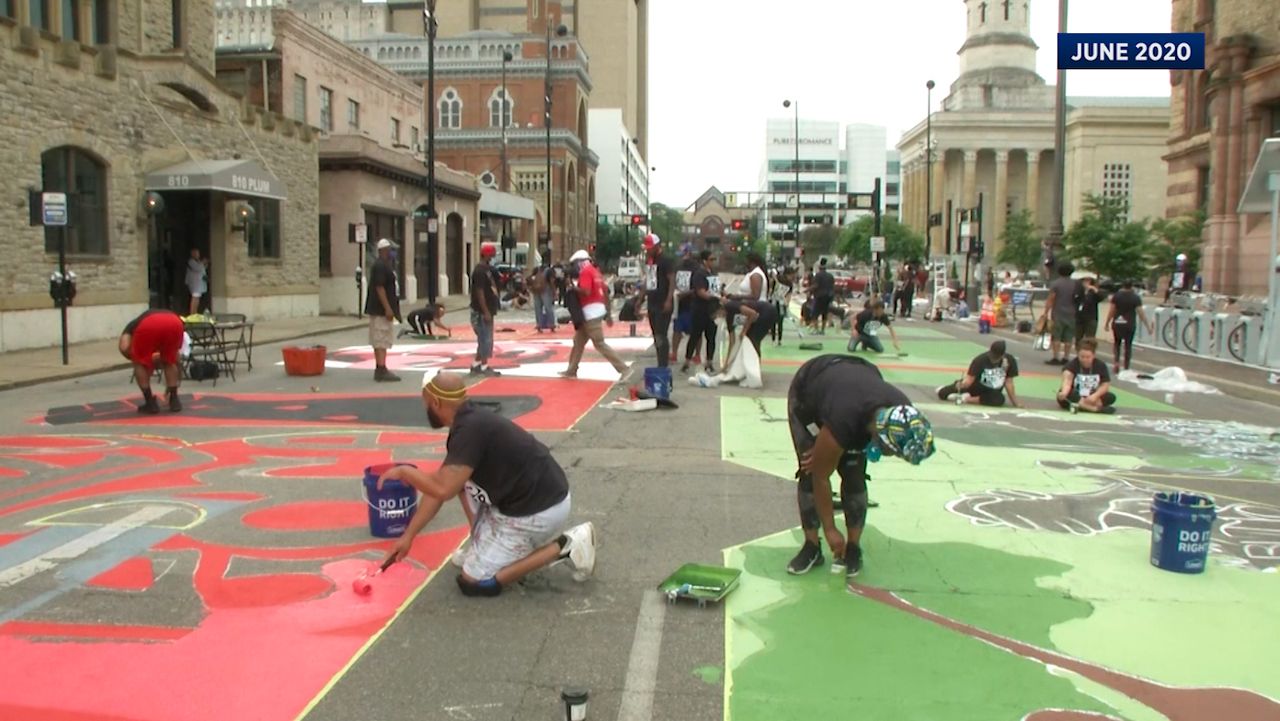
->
[813,296,833,319]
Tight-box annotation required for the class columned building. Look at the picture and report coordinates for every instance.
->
[1166,0,1280,296]
[899,0,1169,265]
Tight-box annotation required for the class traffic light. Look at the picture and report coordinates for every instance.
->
[630,214,647,226]
[731,219,746,231]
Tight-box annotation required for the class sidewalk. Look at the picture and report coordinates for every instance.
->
[0,295,471,391]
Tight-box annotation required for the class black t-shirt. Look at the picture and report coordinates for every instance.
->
[854,308,891,337]
[676,258,699,300]
[1065,357,1110,397]
[793,355,910,450]
[813,270,835,298]
[470,262,499,313]
[444,402,569,517]
[1077,286,1102,321]
[1111,289,1142,327]
[967,353,1019,391]
[124,309,165,334]
[364,258,400,318]
[646,254,676,308]
[691,267,715,316]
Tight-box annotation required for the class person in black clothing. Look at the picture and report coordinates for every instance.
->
[469,245,501,376]
[644,233,675,367]
[1104,280,1153,373]
[847,299,901,354]
[770,267,795,344]
[1057,339,1117,413]
[1074,275,1103,348]
[378,372,597,597]
[785,356,936,584]
[400,302,451,337]
[364,238,402,382]
[811,260,836,334]
[897,264,916,318]
[682,250,720,374]
[936,340,1022,407]
[721,298,776,357]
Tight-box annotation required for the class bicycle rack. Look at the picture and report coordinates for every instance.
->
[1229,315,1265,365]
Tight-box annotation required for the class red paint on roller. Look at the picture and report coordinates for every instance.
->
[352,577,372,595]
[241,501,366,531]
[87,557,154,592]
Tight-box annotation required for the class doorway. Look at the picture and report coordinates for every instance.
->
[148,191,211,313]
[446,213,464,295]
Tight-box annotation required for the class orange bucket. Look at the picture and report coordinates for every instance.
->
[282,345,327,376]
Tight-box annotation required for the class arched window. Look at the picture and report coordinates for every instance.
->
[489,87,513,128]
[439,88,462,129]
[41,146,108,255]
[1199,71,1213,131]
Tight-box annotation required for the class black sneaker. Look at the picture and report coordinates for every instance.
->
[167,391,182,413]
[1100,406,1117,415]
[137,396,160,415]
[481,366,502,377]
[374,368,401,382]
[844,544,863,581]
[935,384,953,401]
[469,365,484,376]
[786,541,825,575]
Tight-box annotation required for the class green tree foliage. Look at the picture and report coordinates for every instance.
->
[648,203,686,249]
[995,209,1042,273]
[1062,194,1153,281]
[593,219,635,270]
[1149,210,1206,278]
[835,215,925,265]
[800,224,840,259]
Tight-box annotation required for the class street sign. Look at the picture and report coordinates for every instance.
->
[870,236,886,252]
[427,218,439,234]
[725,193,737,207]
[354,223,368,244]
[42,192,68,227]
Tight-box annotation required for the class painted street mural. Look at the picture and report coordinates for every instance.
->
[720,364,1280,720]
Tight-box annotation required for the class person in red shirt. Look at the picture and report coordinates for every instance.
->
[117,309,185,414]
[560,249,629,378]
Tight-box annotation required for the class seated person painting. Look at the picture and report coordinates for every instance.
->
[1056,338,1117,414]
[936,340,1022,407]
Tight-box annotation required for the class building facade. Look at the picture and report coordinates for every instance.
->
[1166,0,1280,296]
[351,26,597,263]
[898,0,1169,265]
[1,0,319,352]
[588,108,649,223]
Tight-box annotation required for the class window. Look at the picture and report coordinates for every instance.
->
[409,126,419,150]
[1198,72,1213,131]
[347,98,360,130]
[60,0,79,40]
[1,0,13,19]
[439,88,461,129]
[246,198,281,258]
[89,0,108,43]
[1197,166,1211,213]
[768,160,837,174]
[1269,104,1280,138]
[41,146,108,256]
[293,75,306,122]
[30,0,49,30]
[170,0,181,48]
[318,214,332,276]
[318,86,333,131]
[489,88,513,128]
[1101,163,1132,221]
[886,182,900,196]
[391,117,400,144]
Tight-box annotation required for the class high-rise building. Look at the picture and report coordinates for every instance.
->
[1166,0,1280,296]
[589,109,648,222]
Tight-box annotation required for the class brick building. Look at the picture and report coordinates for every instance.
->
[0,0,319,352]
[1166,0,1280,295]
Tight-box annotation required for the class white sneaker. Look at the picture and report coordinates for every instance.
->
[562,522,597,581]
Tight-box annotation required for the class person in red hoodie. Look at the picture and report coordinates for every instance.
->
[560,249,629,379]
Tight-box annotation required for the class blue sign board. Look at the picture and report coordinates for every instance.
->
[1058,33,1205,70]
[1012,291,1032,306]
[41,192,68,227]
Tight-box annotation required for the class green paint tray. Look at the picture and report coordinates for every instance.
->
[658,563,742,607]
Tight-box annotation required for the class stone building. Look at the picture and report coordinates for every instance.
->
[0,0,319,352]
[898,0,1169,266]
[1166,0,1280,296]
[217,9,503,312]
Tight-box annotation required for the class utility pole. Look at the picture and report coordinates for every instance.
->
[1046,0,1069,267]
[423,0,438,303]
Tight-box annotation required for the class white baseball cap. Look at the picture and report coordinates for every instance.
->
[569,249,591,263]
[376,238,398,250]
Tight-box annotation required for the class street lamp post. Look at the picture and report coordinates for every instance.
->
[1046,0,1069,265]
[925,80,935,261]
[783,99,799,253]
[500,49,513,265]
[544,13,568,261]
[423,0,438,303]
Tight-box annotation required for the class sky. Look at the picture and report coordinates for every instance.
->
[646,0,1173,210]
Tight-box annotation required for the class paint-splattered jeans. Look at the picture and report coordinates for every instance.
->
[470,311,494,364]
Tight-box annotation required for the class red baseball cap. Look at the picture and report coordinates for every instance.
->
[480,244,497,257]
[643,233,661,250]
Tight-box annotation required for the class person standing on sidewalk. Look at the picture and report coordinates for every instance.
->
[1075,274,1102,349]
[185,248,209,316]
[530,263,556,333]
[365,238,402,382]
[1104,279,1153,373]
[769,266,795,346]
[671,243,699,364]
[1040,262,1081,366]
[784,355,935,585]
[470,244,501,376]
[561,249,629,379]
[811,260,836,334]
[644,233,675,367]
[118,309,185,414]
[682,250,721,374]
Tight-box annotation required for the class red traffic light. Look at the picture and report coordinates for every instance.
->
[731,219,746,231]
[588,243,597,253]
[630,214,647,226]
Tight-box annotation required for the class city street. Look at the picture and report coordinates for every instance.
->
[0,309,1277,721]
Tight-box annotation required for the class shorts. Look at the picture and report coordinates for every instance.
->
[1075,317,1098,342]
[674,307,692,334]
[1052,319,1076,343]
[813,295,833,319]
[130,312,184,370]
[368,315,395,350]
[459,483,571,580]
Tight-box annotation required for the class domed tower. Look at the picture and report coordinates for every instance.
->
[947,0,1053,110]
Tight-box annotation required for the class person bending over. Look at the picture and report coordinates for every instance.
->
[379,372,598,596]
[847,299,901,354]
[401,302,451,337]
[721,298,777,358]
[118,309,185,414]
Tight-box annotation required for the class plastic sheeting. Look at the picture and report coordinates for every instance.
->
[1117,367,1220,394]
[688,326,763,390]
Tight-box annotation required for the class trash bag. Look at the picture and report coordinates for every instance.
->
[1117,367,1220,394]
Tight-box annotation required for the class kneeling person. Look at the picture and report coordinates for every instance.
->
[847,299,901,354]
[1056,338,1116,414]
[118,309,185,414]
[937,340,1022,407]
[380,372,597,595]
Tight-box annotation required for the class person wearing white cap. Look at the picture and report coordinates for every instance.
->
[560,249,629,379]
[364,238,402,382]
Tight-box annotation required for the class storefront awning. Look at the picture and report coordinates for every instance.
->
[144,159,286,200]
[479,188,536,220]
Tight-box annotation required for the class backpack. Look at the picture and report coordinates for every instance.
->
[188,360,219,381]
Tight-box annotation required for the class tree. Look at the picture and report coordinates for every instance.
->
[995,209,1041,273]
[593,219,633,271]
[647,202,685,249]
[1062,194,1153,281]
[835,215,925,265]
[800,224,839,260]
[1149,210,1206,279]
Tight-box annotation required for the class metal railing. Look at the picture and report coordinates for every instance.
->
[1139,292,1269,366]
